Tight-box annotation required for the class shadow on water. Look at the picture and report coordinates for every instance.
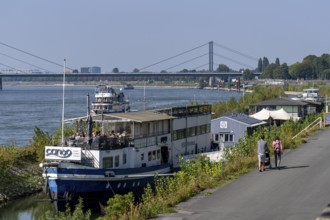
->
[0,193,55,220]
[0,193,101,220]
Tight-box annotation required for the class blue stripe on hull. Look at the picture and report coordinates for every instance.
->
[48,176,154,194]
[47,176,155,211]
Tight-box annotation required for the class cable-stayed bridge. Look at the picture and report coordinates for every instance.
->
[0,41,261,88]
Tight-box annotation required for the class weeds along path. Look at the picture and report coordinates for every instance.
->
[155,127,330,220]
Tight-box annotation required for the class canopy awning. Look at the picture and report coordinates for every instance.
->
[250,108,291,121]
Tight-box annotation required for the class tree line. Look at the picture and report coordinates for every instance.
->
[256,54,330,80]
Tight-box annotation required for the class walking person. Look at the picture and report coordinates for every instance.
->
[257,134,268,172]
[272,136,283,169]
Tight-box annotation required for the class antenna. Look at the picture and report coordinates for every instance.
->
[61,59,66,147]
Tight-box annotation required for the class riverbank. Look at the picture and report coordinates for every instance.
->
[0,160,43,207]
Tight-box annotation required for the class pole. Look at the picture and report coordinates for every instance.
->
[61,59,66,147]
[326,96,328,113]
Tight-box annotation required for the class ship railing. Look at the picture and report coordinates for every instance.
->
[81,149,100,168]
[91,136,131,150]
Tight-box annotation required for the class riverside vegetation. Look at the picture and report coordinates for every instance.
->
[0,85,324,219]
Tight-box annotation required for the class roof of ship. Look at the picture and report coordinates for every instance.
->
[65,111,176,123]
[109,111,176,122]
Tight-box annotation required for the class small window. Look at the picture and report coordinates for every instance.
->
[152,151,156,160]
[148,152,152,161]
[141,153,144,161]
[215,134,219,141]
[123,153,127,164]
[157,150,160,159]
[103,157,113,168]
[229,134,234,142]
[115,155,120,167]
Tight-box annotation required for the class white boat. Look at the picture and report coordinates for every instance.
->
[291,88,323,102]
[40,104,222,211]
[91,85,130,114]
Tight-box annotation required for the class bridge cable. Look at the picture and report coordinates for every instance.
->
[214,42,258,61]
[164,53,208,71]
[0,62,31,74]
[214,52,255,69]
[0,52,56,74]
[139,42,208,71]
[192,63,209,71]
[0,41,74,70]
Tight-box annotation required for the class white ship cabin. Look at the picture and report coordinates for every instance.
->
[64,111,175,169]
[157,105,212,168]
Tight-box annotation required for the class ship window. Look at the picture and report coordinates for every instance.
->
[152,150,156,160]
[115,155,120,167]
[123,153,127,164]
[148,152,152,161]
[103,157,113,168]
[188,127,196,137]
[157,150,160,159]
[173,131,178,140]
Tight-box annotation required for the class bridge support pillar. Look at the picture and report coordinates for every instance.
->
[209,41,214,72]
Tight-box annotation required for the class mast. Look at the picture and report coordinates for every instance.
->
[143,81,146,110]
[61,59,66,147]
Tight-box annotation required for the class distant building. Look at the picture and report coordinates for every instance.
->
[80,66,101,73]
[211,114,266,149]
[249,97,308,119]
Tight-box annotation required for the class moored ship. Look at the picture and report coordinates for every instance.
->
[40,104,222,212]
[91,85,130,114]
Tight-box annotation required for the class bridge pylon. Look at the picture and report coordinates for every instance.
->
[209,41,213,72]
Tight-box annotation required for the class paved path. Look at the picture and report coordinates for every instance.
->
[155,127,330,220]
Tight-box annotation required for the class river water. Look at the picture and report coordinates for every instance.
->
[0,85,242,219]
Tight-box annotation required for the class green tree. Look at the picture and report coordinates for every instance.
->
[275,58,280,65]
[321,69,330,80]
[288,62,300,79]
[262,57,269,71]
[298,61,314,79]
[242,69,254,80]
[271,63,289,79]
[262,63,277,79]
[257,58,262,72]
[112,67,119,73]
[216,64,230,72]
[132,68,139,73]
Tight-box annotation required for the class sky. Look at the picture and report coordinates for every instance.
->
[0,0,330,73]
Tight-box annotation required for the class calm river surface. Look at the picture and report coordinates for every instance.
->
[0,85,242,147]
[0,85,242,220]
